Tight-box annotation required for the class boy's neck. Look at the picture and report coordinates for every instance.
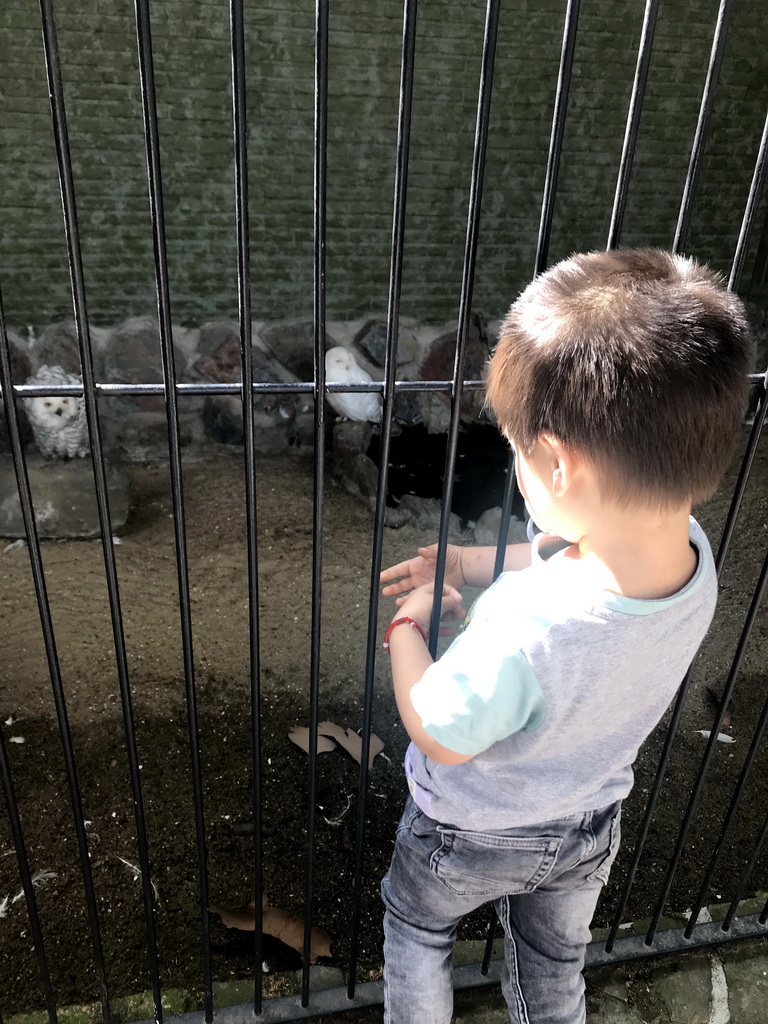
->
[565,504,696,601]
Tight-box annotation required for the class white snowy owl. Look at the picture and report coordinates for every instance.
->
[325,347,382,423]
[23,365,90,459]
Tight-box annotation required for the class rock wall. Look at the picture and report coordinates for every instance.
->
[1,303,764,537]
[2,1,768,326]
[3,301,766,452]
[1,314,502,455]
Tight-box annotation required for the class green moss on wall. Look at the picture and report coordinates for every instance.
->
[1,0,766,327]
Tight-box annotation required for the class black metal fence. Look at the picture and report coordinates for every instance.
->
[1,1,767,1022]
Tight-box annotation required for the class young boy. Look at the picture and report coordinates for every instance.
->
[378,248,753,1024]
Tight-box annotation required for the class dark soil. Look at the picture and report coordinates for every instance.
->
[0,427,767,1016]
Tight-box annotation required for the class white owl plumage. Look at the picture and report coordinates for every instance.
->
[324,347,382,423]
[23,364,90,459]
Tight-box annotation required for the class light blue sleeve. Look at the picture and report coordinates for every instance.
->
[409,636,546,757]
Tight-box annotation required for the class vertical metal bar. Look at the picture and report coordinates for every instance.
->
[535,0,581,276]
[604,670,689,950]
[685,564,768,934]
[645,543,768,943]
[346,0,418,998]
[712,404,767,576]
[429,0,500,649]
[673,0,733,254]
[729,104,768,292]
[492,452,517,581]
[606,107,768,951]
[723,807,768,931]
[606,0,660,250]
[495,0,580,596]
[132,1,212,1016]
[228,0,264,1011]
[710,105,768,564]
[37,2,163,1016]
[480,913,498,975]
[0,303,58,1024]
[606,411,768,953]
[300,0,328,1007]
[606,380,768,951]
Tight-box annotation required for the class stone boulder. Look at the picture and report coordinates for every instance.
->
[192,320,287,386]
[471,506,529,546]
[329,420,377,505]
[384,494,464,539]
[200,395,290,452]
[36,321,82,376]
[102,316,186,414]
[352,319,419,368]
[191,319,296,447]
[393,386,422,426]
[3,329,34,383]
[0,330,34,454]
[0,454,130,538]
[193,319,244,383]
[100,410,204,452]
[34,321,113,378]
[418,322,489,431]
[259,319,338,382]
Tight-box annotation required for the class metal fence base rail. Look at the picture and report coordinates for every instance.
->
[126,913,768,1024]
[587,913,768,967]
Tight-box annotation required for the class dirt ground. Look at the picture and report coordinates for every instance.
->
[0,427,767,1015]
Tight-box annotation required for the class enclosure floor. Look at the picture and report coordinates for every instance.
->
[0,430,766,1014]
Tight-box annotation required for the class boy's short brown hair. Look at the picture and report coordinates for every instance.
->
[486,248,754,506]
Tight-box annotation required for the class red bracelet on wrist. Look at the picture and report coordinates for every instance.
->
[383,617,428,652]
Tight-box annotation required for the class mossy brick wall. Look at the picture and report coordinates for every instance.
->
[1,0,767,329]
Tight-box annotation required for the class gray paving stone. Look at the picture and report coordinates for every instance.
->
[452,984,649,1024]
[588,965,631,1003]
[722,953,768,1024]
[653,955,711,1023]
[453,985,510,1024]
[585,991,648,1023]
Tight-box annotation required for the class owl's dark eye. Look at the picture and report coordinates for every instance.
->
[43,401,52,408]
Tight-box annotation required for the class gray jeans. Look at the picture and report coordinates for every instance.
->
[381,797,621,1024]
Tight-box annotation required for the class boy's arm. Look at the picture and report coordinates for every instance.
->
[387,583,474,766]
[460,542,532,587]
[387,625,474,766]
[381,541,532,595]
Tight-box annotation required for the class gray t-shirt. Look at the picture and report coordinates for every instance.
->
[405,518,716,829]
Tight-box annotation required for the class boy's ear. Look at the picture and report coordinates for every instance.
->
[540,434,580,497]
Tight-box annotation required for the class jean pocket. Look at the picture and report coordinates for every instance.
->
[585,807,622,885]
[430,828,563,897]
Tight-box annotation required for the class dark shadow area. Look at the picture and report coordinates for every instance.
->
[367,422,525,524]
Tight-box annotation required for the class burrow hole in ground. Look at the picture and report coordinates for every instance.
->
[367,422,526,526]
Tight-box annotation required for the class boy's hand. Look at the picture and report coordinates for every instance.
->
[380,544,465,597]
[393,582,466,632]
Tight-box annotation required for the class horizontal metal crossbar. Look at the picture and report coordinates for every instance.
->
[10,378,487,398]
[10,374,766,399]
